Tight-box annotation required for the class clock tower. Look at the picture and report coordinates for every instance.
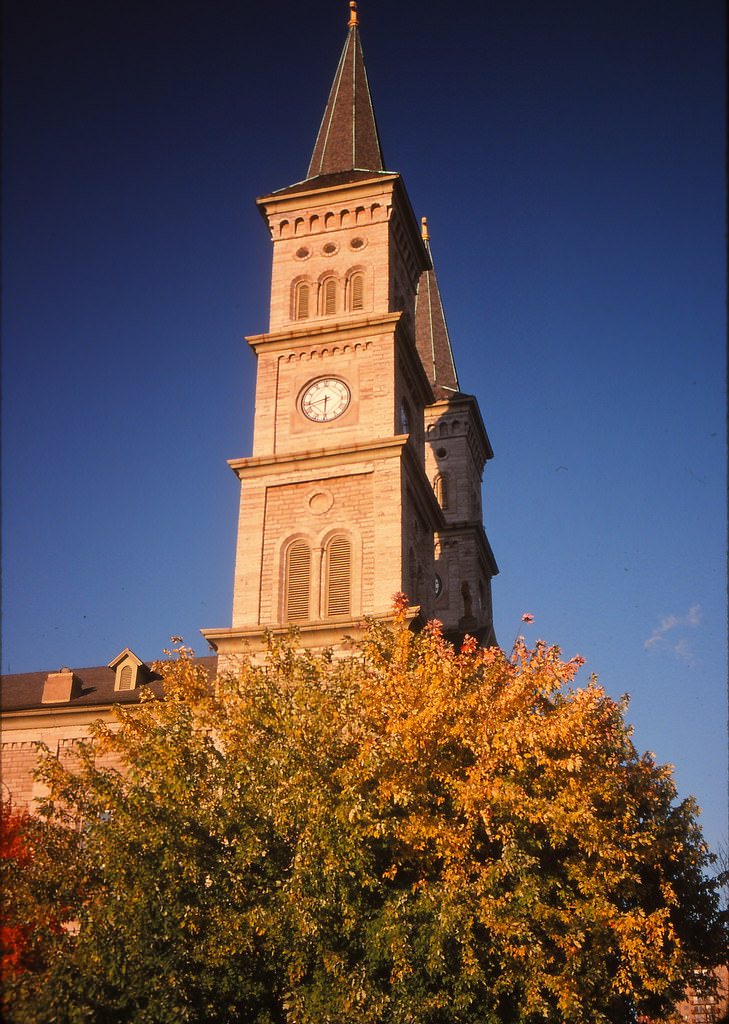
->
[203,2,497,665]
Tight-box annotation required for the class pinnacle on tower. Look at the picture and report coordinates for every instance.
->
[415,218,460,394]
[307,1,385,178]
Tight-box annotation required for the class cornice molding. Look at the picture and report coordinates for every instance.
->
[426,393,494,462]
[228,435,409,480]
[436,521,499,576]
[1,705,123,732]
[258,173,400,213]
[246,312,402,354]
[202,606,423,656]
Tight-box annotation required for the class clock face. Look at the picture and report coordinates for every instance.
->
[301,377,351,422]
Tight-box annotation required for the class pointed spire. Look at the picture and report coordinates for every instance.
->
[307,2,385,179]
[415,218,461,394]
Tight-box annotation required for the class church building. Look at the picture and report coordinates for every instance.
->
[1,1,497,805]
[202,0,497,665]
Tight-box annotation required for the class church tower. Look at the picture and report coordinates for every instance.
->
[202,2,497,665]
[417,220,498,647]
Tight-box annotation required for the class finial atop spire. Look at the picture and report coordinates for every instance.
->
[415,220,460,393]
[307,0,384,177]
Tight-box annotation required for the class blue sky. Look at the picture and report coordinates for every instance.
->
[2,0,726,855]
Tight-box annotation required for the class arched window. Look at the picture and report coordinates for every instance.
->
[349,272,364,311]
[294,282,310,320]
[285,541,311,621]
[434,473,449,510]
[322,278,337,315]
[119,665,134,691]
[325,535,351,617]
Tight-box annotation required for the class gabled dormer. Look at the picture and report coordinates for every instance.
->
[107,649,152,692]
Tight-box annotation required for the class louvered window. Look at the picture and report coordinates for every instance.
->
[295,282,310,320]
[119,665,134,691]
[323,278,337,315]
[285,541,311,621]
[350,273,364,310]
[326,536,351,617]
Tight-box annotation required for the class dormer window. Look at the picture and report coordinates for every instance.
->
[108,649,151,692]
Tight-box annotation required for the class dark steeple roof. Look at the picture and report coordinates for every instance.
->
[415,219,460,394]
[307,2,385,179]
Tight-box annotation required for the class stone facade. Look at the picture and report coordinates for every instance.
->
[202,18,497,665]
[425,394,496,644]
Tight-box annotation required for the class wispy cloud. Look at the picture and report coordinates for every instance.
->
[644,604,702,663]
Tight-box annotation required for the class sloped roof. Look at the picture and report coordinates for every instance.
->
[415,222,460,394]
[307,3,385,178]
[264,169,394,201]
[0,657,218,713]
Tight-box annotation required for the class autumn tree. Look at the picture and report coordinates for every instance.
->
[4,607,725,1023]
[0,801,81,1015]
